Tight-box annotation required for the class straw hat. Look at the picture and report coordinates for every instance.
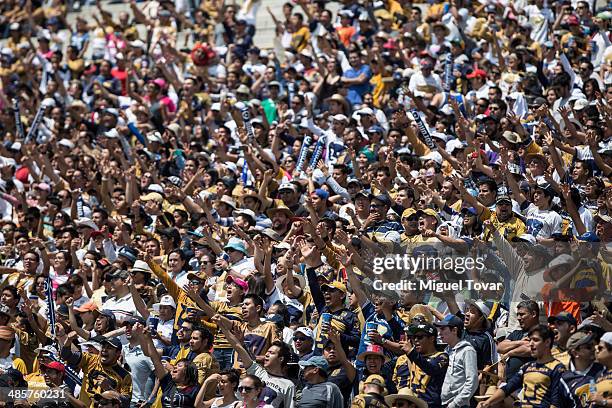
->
[385,388,427,408]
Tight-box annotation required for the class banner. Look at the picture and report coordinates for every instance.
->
[295,135,312,174]
[12,98,25,139]
[24,103,45,144]
[308,136,326,169]
[410,109,436,149]
[443,54,453,92]
[45,276,56,339]
[240,105,255,144]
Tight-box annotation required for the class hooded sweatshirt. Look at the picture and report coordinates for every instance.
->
[441,339,478,408]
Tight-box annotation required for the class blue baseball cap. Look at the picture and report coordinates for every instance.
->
[298,355,329,375]
[223,238,248,255]
[577,232,600,242]
[312,189,329,200]
[434,314,464,329]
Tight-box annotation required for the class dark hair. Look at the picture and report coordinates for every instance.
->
[175,358,199,386]
[193,326,214,346]
[2,285,18,302]
[243,374,265,390]
[56,283,74,299]
[220,369,241,390]
[168,248,188,263]
[270,340,292,367]
[24,250,41,263]
[244,294,265,315]
[528,324,555,349]
[271,301,290,327]
[517,300,540,317]
[69,274,84,286]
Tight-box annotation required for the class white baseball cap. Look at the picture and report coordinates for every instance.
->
[157,295,177,309]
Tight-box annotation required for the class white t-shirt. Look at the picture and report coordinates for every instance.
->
[523,203,562,238]
[153,319,175,349]
[102,293,139,323]
[246,363,295,408]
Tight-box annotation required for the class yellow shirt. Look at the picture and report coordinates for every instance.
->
[291,26,311,52]
[480,208,526,242]
[149,261,197,332]
[78,352,133,407]
[233,321,279,370]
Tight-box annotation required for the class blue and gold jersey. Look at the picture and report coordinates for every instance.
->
[560,362,605,408]
[393,349,448,408]
[595,369,612,401]
[502,358,566,408]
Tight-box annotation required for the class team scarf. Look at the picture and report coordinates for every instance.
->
[239,104,255,144]
[12,98,25,139]
[295,135,313,174]
[308,135,326,169]
[45,276,56,339]
[443,54,454,92]
[410,109,436,149]
[25,103,45,144]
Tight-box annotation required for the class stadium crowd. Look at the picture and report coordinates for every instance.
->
[0,0,610,407]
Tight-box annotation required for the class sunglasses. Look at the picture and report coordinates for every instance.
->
[189,279,204,286]
[238,386,254,393]
[293,336,310,342]
[410,334,427,340]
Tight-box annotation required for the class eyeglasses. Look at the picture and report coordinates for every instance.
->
[238,386,254,393]
[190,279,203,286]
[410,334,427,340]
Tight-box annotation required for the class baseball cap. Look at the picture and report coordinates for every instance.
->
[331,114,349,123]
[566,331,594,350]
[312,189,330,201]
[464,300,492,328]
[416,208,441,224]
[223,239,248,254]
[548,311,577,326]
[496,195,512,204]
[434,314,464,328]
[157,294,177,309]
[294,327,314,340]
[467,69,487,79]
[98,337,122,350]
[601,332,612,347]
[406,323,437,337]
[298,355,329,375]
[512,234,537,245]
[75,301,99,313]
[34,345,59,355]
[140,192,164,204]
[369,194,392,207]
[573,99,589,111]
[108,269,130,280]
[364,374,387,394]
[278,182,298,192]
[321,281,347,294]
[41,361,65,374]
[226,275,249,292]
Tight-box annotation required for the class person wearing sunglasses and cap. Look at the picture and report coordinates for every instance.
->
[395,322,448,408]
[589,332,612,407]
[299,355,344,408]
[559,331,605,406]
